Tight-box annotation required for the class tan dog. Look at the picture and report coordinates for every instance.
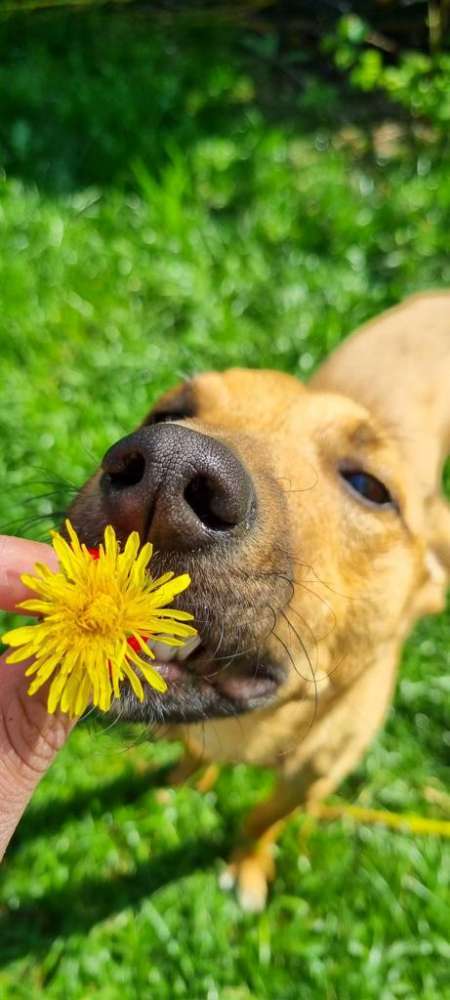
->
[69,291,450,910]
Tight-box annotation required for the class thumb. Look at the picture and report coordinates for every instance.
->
[0,534,59,612]
[0,653,75,860]
[0,535,75,861]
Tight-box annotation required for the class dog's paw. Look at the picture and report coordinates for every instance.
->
[219,849,275,913]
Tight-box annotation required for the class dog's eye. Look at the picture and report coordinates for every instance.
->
[149,411,189,424]
[341,469,393,508]
[144,384,196,427]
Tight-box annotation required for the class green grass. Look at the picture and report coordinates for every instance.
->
[0,10,449,998]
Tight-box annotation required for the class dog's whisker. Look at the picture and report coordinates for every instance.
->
[280,607,315,669]
[270,544,371,608]
[93,705,126,738]
[210,621,226,663]
[0,512,69,537]
[207,647,255,663]
[11,491,76,510]
[1,483,78,499]
[286,589,338,640]
[271,628,309,687]
[279,610,319,700]
[273,628,320,744]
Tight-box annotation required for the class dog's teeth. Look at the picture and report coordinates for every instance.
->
[176,635,201,661]
[147,640,177,663]
[147,634,201,663]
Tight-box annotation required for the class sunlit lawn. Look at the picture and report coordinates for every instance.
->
[0,10,449,998]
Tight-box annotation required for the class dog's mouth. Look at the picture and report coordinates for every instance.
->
[63,517,290,725]
[112,631,287,725]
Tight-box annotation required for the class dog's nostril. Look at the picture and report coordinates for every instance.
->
[184,475,235,531]
[99,425,256,548]
[103,451,146,491]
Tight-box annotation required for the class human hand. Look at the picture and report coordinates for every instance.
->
[0,535,76,860]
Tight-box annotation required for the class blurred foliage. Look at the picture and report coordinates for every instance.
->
[1,2,450,194]
[330,11,450,131]
[0,0,447,55]
[0,5,449,999]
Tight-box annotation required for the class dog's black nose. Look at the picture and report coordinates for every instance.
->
[100,423,256,550]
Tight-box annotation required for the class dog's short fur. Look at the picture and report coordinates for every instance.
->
[70,292,450,910]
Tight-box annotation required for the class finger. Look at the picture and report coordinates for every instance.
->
[0,536,58,614]
[0,651,75,861]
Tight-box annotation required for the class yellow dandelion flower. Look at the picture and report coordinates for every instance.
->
[1,521,197,718]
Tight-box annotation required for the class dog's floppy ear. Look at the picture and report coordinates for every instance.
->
[310,292,450,501]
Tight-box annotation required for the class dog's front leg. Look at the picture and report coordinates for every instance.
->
[220,764,325,913]
[223,649,402,911]
[167,744,206,786]
[163,728,220,792]
[221,746,370,913]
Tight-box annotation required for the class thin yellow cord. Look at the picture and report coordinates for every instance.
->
[311,802,450,838]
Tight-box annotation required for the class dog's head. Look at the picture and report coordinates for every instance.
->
[68,294,450,725]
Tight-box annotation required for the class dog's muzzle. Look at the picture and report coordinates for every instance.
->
[68,422,290,723]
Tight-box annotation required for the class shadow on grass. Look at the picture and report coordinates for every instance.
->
[6,761,176,860]
[0,832,230,965]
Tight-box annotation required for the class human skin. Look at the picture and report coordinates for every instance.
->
[0,536,75,861]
